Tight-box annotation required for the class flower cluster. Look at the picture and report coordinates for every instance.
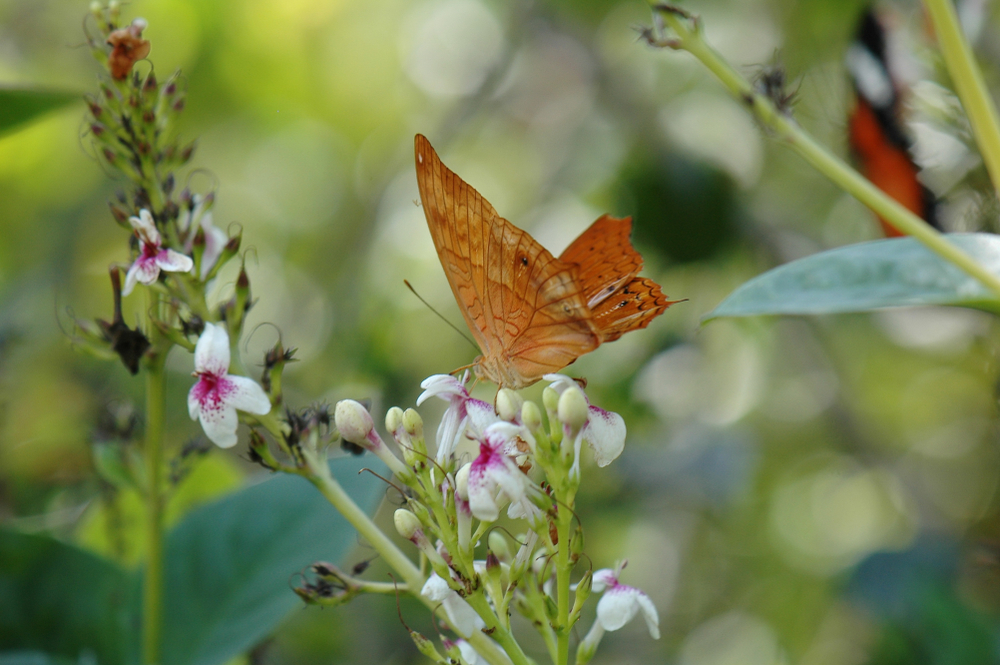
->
[329,374,658,663]
[73,5,274,450]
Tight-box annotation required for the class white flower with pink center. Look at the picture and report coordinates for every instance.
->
[122,209,193,296]
[591,566,659,638]
[467,422,532,522]
[188,322,271,448]
[417,373,497,463]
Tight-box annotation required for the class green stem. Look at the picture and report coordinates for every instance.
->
[554,508,572,665]
[142,294,167,665]
[653,6,1000,301]
[303,458,528,665]
[923,0,1000,196]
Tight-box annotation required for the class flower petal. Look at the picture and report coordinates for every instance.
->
[200,220,228,279]
[596,585,641,632]
[467,462,501,522]
[420,572,451,602]
[584,406,625,467]
[122,263,142,296]
[220,375,271,415]
[130,255,162,287]
[421,573,484,638]
[466,398,497,436]
[591,569,617,593]
[635,588,660,639]
[129,209,159,244]
[194,322,230,376]
[417,374,467,405]
[198,399,239,448]
[156,249,194,274]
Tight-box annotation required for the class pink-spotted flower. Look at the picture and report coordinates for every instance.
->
[188,322,271,448]
[122,209,194,296]
[468,422,533,522]
[417,373,496,463]
[420,573,485,638]
[545,374,626,477]
[591,565,660,639]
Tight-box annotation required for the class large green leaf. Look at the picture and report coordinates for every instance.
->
[158,455,388,665]
[0,87,81,138]
[706,234,1000,321]
[0,530,135,665]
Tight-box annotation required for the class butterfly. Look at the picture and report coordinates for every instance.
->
[846,8,938,237]
[414,134,677,390]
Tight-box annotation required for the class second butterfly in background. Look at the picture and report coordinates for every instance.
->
[846,7,940,237]
[414,134,678,390]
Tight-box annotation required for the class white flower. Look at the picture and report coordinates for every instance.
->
[417,373,497,463]
[187,322,271,448]
[467,422,532,522]
[180,195,229,279]
[122,209,194,296]
[421,573,485,638]
[456,639,485,664]
[591,567,659,639]
[544,374,626,476]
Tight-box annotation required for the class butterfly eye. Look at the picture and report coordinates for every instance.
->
[520,256,528,267]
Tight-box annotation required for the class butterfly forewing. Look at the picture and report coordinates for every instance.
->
[415,134,600,388]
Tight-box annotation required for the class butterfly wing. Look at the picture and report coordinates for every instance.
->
[558,215,644,308]
[414,134,599,388]
[559,214,673,341]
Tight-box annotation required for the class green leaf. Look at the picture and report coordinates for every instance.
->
[0,87,82,138]
[0,530,134,665]
[706,234,1000,321]
[159,455,388,665]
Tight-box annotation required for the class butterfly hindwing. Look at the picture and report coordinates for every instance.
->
[558,214,644,308]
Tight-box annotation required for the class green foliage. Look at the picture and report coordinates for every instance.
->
[706,234,1000,320]
[0,456,387,665]
[0,88,81,138]
[0,530,134,665]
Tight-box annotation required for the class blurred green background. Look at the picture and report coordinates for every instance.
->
[3,0,1000,663]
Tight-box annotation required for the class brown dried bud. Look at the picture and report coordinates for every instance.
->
[172,98,185,112]
[142,110,155,124]
[87,100,103,118]
[106,19,151,81]
[143,72,157,93]
[102,147,117,163]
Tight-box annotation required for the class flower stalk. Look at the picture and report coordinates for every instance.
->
[647,4,1000,302]
[922,0,1000,197]
[142,290,166,665]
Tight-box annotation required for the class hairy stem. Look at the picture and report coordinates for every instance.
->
[652,5,1000,301]
[923,0,1000,197]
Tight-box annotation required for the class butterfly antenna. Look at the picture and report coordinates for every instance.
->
[403,279,478,351]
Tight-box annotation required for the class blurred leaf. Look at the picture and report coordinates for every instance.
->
[77,453,244,566]
[0,88,81,138]
[0,529,134,665]
[705,234,1000,320]
[619,151,741,264]
[158,455,389,665]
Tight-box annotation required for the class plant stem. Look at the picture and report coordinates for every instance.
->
[652,6,1000,301]
[923,0,1000,196]
[142,291,167,665]
[555,513,572,665]
[303,457,530,665]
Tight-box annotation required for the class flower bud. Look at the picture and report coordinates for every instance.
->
[496,388,522,422]
[409,630,446,663]
[455,462,471,501]
[487,531,512,562]
[403,408,423,438]
[543,385,559,414]
[385,406,404,437]
[558,386,589,431]
[393,508,423,541]
[570,569,593,623]
[521,400,543,433]
[335,399,374,446]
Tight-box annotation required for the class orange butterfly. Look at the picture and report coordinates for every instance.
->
[414,134,677,390]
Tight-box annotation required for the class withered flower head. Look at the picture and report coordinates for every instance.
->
[107,18,150,81]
